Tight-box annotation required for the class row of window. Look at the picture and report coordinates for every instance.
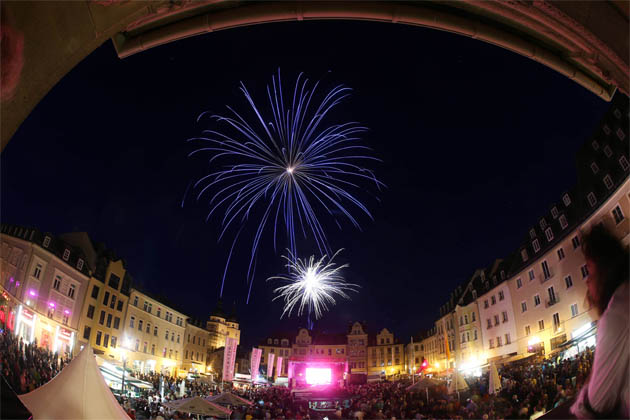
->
[460,329,478,343]
[91,284,124,312]
[486,311,509,329]
[483,291,504,309]
[459,311,477,325]
[488,333,511,349]
[523,308,576,337]
[187,334,206,347]
[131,295,184,326]
[184,349,205,362]
[86,305,122,329]
[83,326,117,349]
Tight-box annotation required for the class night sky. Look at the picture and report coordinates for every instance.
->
[1,21,610,347]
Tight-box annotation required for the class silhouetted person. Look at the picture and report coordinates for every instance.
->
[571,225,629,418]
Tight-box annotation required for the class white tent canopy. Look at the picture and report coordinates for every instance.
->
[207,392,254,407]
[19,346,131,420]
[489,363,502,395]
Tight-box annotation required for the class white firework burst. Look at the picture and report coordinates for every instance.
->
[268,249,359,319]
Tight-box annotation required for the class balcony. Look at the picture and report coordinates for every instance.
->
[546,295,560,308]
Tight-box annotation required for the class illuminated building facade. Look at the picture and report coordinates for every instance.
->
[207,300,240,350]
[183,319,210,373]
[346,321,368,374]
[367,328,405,378]
[1,225,91,356]
[453,273,485,374]
[260,334,292,377]
[122,288,187,375]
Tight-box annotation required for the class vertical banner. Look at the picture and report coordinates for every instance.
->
[222,336,238,382]
[267,353,275,379]
[250,348,262,383]
[276,356,283,377]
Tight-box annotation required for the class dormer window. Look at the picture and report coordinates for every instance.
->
[43,236,51,248]
[539,219,547,230]
[592,140,600,150]
[267,338,272,344]
[559,214,568,229]
[562,194,571,207]
[617,128,626,141]
[545,227,554,242]
[590,162,599,174]
[521,248,528,262]
[603,174,613,190]
[604,145,613,158]
[603,124,611,135]
[77,259,84,270]
[587,192,597,207]
[529,229,536,239]
[532,239,541,253]
[551,207,558,219]
[500,270,505,280]
[485,281,489,290]
[62,249,70,261]
[620,156,629,171]
[613,108,622,119]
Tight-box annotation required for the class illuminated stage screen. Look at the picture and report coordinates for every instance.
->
[305,367,332,385]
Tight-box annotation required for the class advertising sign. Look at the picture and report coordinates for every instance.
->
[250,348,262,383]
[267,353,275,378]
[222,337,238,382]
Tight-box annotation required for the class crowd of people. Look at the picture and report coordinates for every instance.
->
[0,323,70,394]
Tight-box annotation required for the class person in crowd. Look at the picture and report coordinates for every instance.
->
[571,225,629,419]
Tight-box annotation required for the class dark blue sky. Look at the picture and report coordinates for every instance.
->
[1,21,609,347]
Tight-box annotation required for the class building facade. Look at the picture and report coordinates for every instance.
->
[207,300,241,351]
[122,288,187,375]
[346,321,368,374]
[1,225,91,356]
[183,319,210,373]
[367,328,405,377]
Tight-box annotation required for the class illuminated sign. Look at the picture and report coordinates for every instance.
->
[305,367,332,385]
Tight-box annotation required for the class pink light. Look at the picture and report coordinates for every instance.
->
[15,281,20,287]
[29,290,36,297]
[305,367,332,385]
[64,309,70,315]
[48,302,56,308]
[9,277,14,283]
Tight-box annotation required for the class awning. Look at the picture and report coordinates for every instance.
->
[126,379,154,390]
[560,323,598,349]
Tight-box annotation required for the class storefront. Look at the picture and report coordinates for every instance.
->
[54,326,75,356]
[15,305,36,343]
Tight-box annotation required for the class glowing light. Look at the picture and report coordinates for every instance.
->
[187,70,383,301]
[28,290,36,297]
[64,309,70,315]
[573,323,592,338]
[269,249,358,319]
[48,302,56,308]
[9,277,14,283]
[305,368,331,385]
[527,336,541,346]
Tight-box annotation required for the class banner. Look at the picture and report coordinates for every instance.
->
[250,348,262,383]
[222,336,238,382]
[267,353,275,379]
[276,356,283,377]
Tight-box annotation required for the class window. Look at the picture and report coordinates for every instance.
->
[565,275,573,289]
[604,145,613,158]
[171,332,174,342]
[590,162,599,174]
[43,236,51,248]
[108,274,120,290]
[103,334,109,348]
[562,193,571,206]
[157,308,161,317]
[133,296,138,306]
[528,270,535,281]
[539,218,547,230]
[165,330,169,340]
[521,248,528,262]
[106,313,112,328]
[130,316,135,328]
[464,314,468,324]
[83,326,92,340]
[551,206,558,219]
[572,235,580,249]
[501,270,505,280]
[548,286,557,305]
[154,326,158,336]
[612,205,625,224]
[497,336,502,347]
[525,325,531,336]
[581,264,589,278]
[68,284,76,299]
[91,285,100,299]
[534,294,541,306]
[146,323,150,333]
[592,140,600,150]
[111,336,117,348]
[53,276,61,291]
[471,312,476,322]
[521,301,528,313]
[143,342,147,353]
[116,301,123,311]
[614,108,622,119]
[542,260,551,279]
[113,317,120,329]
[487,319,492,329]
[77,258,84,270]
[484,300,489,309]
[147,303,152,314]
[532,239,540,253]
[151,344,155,355]
[538,320,545,331]
[99,311,105,325]
[505,333,511,345]
[472,290,477,299]
[494,315,500,326]
[491,295,496,305]
[517,278,523,289]
[617,127,626,140]
[33,263,43,279]
[553,313,561,331]
[103,291,110,306]
[135,339,139,351]
[87,305,95,319]
[571,303,578,317]
[603,175,613,190]
[559,214,568,229]
[545,227,554,242]
[96,331,102,346]
[620,155,630,171]
[502,311,508,323]
[177,335,180,344]
[489,339,494,349]
[110,295,116,309]
[474,329,478,340]
[557,248,565,261]
[138,320,143,331]
[62,249,70,261]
